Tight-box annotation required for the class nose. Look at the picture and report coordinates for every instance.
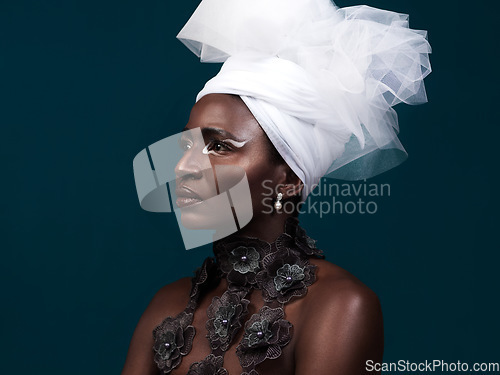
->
[175,146,204,180]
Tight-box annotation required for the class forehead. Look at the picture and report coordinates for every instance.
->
[185,94,263,140]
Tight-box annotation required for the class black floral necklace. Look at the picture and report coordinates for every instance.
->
[152,217,324,375]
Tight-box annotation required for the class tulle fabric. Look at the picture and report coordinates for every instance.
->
[177,0,432,199]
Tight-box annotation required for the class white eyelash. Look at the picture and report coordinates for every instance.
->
[202,145,216,155]
[224,139,248,148]
[201,139,249,155]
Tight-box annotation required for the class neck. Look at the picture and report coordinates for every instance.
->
[235,213,297,243]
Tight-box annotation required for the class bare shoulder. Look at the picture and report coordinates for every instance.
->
[130,276,194,344]
[121,277,193,375]
[305,258,381,313]
[147,277,193,322]
[293,258,384,375]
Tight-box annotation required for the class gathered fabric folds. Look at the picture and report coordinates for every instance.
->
[177,0,432,200]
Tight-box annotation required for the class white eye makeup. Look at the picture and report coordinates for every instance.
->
[202,139,249,155]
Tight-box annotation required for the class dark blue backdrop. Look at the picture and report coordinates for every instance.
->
[1,0,498,374]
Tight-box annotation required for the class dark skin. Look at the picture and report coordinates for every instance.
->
[122,94,384,375]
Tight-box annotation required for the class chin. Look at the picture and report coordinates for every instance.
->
[177,198,237,231]
[178,207,215,230]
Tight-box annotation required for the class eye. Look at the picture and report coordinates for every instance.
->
[179,137,193,151]
[209,140,230,152]
[204,139,232,155]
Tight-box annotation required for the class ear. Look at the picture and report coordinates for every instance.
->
[275,165,303,200]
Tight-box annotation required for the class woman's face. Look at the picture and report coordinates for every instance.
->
[174,93,288,230]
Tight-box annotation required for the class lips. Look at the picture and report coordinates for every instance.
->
[175,186,204,208]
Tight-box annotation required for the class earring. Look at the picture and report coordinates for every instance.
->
[274,193,283,211]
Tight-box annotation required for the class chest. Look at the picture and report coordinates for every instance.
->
[165,287,302,375]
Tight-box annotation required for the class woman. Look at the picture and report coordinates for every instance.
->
[123,0,431,374]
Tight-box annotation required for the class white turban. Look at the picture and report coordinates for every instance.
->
[177,0,432,200]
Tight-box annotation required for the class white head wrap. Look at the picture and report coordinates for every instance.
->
[177,0,432,200]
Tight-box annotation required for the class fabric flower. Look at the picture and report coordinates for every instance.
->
[230,246,260,274]
[214,237,272,288]
[295,224,323,256]
[189,257,220,305]
[256,249,316,303]
[153,312,196,373]
[245,319,273,347]
[214,304,235,337]
[236,306,292,368]
[186,354,228,375]
[274,263,305,291]
[206,291,249,351]
[280,217,325,258]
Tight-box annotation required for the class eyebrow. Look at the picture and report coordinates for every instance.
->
[182,126,244,142]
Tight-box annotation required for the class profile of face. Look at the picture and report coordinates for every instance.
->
[174,94,295,232]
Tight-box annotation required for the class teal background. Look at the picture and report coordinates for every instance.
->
[1,0,497,373]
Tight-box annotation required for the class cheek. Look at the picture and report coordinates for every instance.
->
[209,143,282,209]
[244,161,281,210]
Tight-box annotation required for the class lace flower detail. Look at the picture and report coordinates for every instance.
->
[236,306,292,368]
[206,291,249,351]
[256,249,317,303]
[281,217,325,258]
[245,319,273,347]
[189,257,219,304]
[153,312,196,373]
[274,263,305,291]
[186,354,228,375]
[214,238,272,288]
[230,246,260,274]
